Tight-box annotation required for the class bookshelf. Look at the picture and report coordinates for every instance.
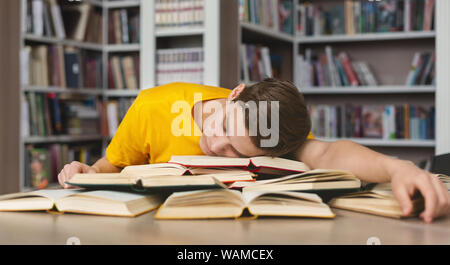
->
[237,0,447,164]
[16,0,144,192]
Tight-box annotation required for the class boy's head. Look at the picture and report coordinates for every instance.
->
[199,78,311,158]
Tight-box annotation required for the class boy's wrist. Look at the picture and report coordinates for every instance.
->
[91,165,100,173]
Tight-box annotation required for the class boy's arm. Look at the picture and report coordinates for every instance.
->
[296,139,449,223]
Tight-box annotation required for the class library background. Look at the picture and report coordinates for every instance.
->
[0,0,449,195]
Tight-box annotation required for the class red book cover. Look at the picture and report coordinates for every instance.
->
[338,52,359,86]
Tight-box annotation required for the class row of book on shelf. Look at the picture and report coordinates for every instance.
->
[3,155,448,219]
[25,0,102,43]
[22,92,136,138]
[240,44,285,83]
[297,0,435,37]
[309,104,435,140]
[108,8,140,44]
[155,0,204,30]
[21,45,140,90]
[25,0,141,44]
[21,45,102,88]
[296,46,435,88]
[156,48,204,85]
[239,0,295,35]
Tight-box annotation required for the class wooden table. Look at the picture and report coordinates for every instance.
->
[0,209,449,245]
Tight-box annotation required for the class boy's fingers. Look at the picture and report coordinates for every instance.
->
[416,175,438,223]
[429,175,450,217]
[392,185,413,216]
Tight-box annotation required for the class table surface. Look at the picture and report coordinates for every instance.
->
[0,208,449,245]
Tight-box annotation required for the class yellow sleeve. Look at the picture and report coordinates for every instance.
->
[106,99,150,168]
[307,132,315,140]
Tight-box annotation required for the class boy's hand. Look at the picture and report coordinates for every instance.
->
[57,161,98,189]
[389,160,450,223]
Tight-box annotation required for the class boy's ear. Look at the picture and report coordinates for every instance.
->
[228,83,246,100]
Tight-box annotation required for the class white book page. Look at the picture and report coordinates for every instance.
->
[72,190,150,203]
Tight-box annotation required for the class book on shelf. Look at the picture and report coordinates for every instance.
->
[168,155,311,175]
[240,44,273,83]
[0,189,164,217]
[23,45,103,89]
[296,46,378,88]
[108,54,140,90]
[297,0,435,37]
[24,144,103,189]
[229,169,361,201]
[155,189,335,219]
[108,8,140,44]
[67,161,257,190]
[24,93,101,137]
[156,48,203,85]
[309,104,435,140]
[25,0,66,38]
[240,0,294,35]
[155,0,204,30]
[405,52,435,86]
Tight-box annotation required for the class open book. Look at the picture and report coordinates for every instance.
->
[67,173,227,192]
[169,155,311,175]
[229,169,361,201]
[155,189,335,219]
[328,174,449,219]
[328,184,424,219]
[0,189,164,217]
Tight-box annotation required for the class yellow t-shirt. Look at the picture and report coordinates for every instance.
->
[106,82,314,168]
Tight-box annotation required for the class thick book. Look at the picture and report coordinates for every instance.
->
[328,175,450,218]
[168,155,311,175]
[67,173,227,192]
[155,189,335,219]
[328,188,424,219]
[0,189,163,217]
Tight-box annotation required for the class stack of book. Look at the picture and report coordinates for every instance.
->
[155,0,204,30]
[108,8,140,44]
[296,47,378,88]
[297,0,435,37]
[240,44,273,83]
[0,155,361,218]
[21,45,103,89]
[23,93,101,137]
[24,143,102,189]
[309,104,435,140]
[0,155,441,219]
[108,54,140,90]
[240,0,295,35]
[156,48,204,85]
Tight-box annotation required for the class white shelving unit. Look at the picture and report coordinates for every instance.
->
[141,0,221,88]
[239,0,445,162]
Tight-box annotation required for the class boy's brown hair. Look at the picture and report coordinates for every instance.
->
[232,78,311,158]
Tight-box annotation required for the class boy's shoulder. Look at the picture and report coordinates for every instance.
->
[135,82,231,107]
